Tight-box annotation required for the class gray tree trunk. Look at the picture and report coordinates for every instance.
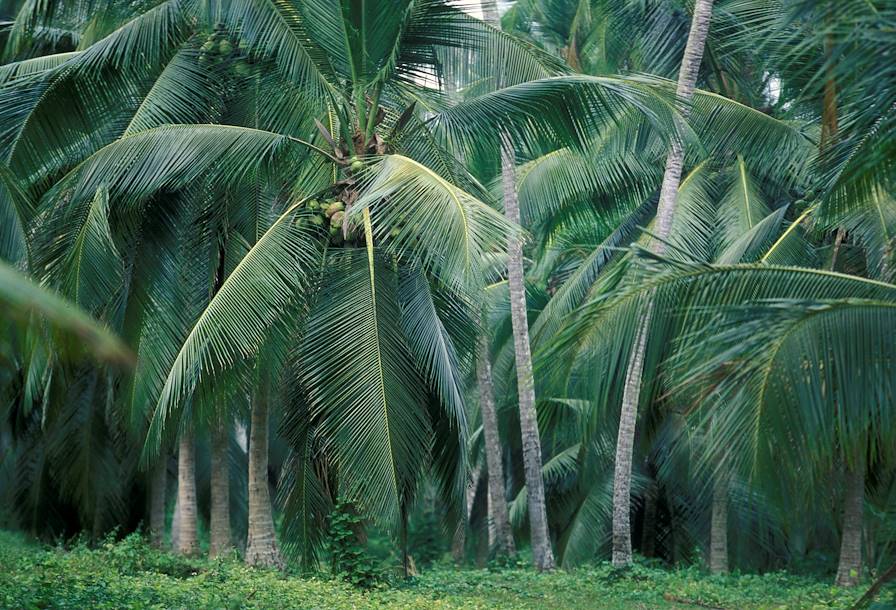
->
[611,0,715,568]
[149,459,167,548]
[501,138,555,571]
[709,476,729,574]
[209,423,232,558]
[245,392,285,569]
[835,464,865,587]
[478,335,516,558]
[174,433,199,556]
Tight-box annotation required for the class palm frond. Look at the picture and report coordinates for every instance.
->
[0,259,132,364]
[143,199,322,459]
[353,154,516,285]
[299,245,430,529]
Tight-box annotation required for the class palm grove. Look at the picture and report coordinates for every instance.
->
[0,0,893,589]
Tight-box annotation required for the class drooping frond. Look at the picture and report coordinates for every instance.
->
[676,298,896,479]
[143,200,322,459]
[0,259,132,364]
[353,154,515,285]
[299,246,430,529]
[48,185,124,313]
[433,74,682,159]
[217,0,336,98]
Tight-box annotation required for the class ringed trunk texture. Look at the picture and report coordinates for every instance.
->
[149,459,167,548]
[501,137,555,571]
[835,464,865,587]
[477,335,516,558]
[611,0,715,568]
[175,433,199,556]
[709,476,729,574]
[245,393,284,569]
[209,423,232,558]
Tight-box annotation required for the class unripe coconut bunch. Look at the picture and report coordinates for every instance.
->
[197,24,253,76]
[299,196,357,246]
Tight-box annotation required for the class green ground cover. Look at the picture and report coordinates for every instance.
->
[1,531,889,609]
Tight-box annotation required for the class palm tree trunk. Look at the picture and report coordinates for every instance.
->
[478,335,516,558]
[149,459,167,548]
[451,520,466,564]
[209,423,232,558]
[611,0,715,568]
[501,137,555,571]
[709,476,729,574]
[835,464,865,587]
[175,433,199,556]
[245,390,284,569]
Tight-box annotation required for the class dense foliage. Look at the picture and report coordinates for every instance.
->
[0,532,879,609]
[0,0,894,606]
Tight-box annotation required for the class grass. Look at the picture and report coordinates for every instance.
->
[0,530,886,609]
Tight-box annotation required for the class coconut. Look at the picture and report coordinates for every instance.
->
[310,215,325,227]
[330,211,346,228]
[325,201,344,217]
[218,40,233,55]
[201,41,215,53]
[234,60,251,76]
[308,199,320,210]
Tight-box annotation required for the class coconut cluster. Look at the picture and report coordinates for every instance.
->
[199,24,252,76]
[305,198,349,246]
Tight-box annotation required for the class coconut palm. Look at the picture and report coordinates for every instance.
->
[608,0,715,568]
[0,0,697,568]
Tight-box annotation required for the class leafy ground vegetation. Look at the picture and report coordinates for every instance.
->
[1,531,890,610]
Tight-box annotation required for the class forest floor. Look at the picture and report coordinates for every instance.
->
[0,530,883,609]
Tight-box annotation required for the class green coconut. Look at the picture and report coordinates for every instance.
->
[201,41,215,53]
[310,215,325,227]
[234,60,251,76]
[218,40,233,55]
[325,201,344,217]
[330,211,346,228]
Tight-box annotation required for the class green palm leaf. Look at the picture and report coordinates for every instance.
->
[353,154,516,285]
[299,240,429,529]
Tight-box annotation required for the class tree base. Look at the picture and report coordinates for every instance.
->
[245,540,285,570]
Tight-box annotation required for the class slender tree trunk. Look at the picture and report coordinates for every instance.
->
[245,391,284,569]
[709,476,729,574]
[501,138,555,571]
[486,0,552,570]
[836,464,865,587]
[478,335,517,558]
[452,464,481,564]
[209,423,232,558]
[451,521,466,564]
[611,0,715,568]
[175,433,199,556]
[640,475,658,558]
[149,459,167,548]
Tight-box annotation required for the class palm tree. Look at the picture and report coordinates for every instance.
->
[0,0,690,566]
[477,332,516,558]
[174,432,199,555]
[209,419,231,558]
[610,0,715,568]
